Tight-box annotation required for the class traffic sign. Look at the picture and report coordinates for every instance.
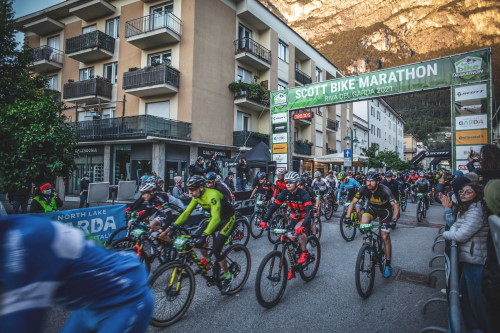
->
[344,149,352,158]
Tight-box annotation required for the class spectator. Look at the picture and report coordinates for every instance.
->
[468,144,500,184]
[236,157,249,191]
[30,183,63,213]
[191,156,208,176]
[172,176,189,199]
[442,182,492,333]
[205,152,221,175]
[7,182,31,214]
[79,174,92,208]
[485,179,500,215]
[224,171,235,192]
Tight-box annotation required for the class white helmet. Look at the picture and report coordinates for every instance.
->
[139,182,156,193]
[314,171,322,178]
[284,171,300,182]
[276,168,286,175]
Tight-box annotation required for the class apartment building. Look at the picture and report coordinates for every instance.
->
[16,0,344,194]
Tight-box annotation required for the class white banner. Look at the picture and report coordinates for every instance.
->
[455,114,488,130]
[454,83,487,101]
[272,133,288,143]
[455,145,483,160]
[272,153,287,164]
[271,112,288,124]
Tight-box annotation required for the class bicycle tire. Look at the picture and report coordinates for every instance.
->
[249,212,264,239]
[268,215,285,244]
[231,218,250,247]
[332,199,339,212]
[377,241,386,275]
[255,250,288,308]
[109,236,136,250]
[339,210,357,241]
[355,243,375,299]
[312,216,322,241]
[223,243,251,295]
[149,262,196,327]
[401,200,407,212]
[105,226,128,246]
[323,200,333,220]
[417,202,423,222]
[299,236,321,281]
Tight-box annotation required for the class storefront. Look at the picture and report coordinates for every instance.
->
[68,146,105,195]
[165,144,190,188]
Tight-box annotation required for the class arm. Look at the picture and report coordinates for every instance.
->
[167,194,186,211]
[442,205,485,242]
[204,193,224,235]
[263,191,286,222]
[336,183,344,201]
[172,198,198,227]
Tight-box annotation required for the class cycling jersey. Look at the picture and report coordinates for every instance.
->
[0,215,153,333]
[354,184,397,210]
[414,179,431,193]
[254,181,274,200]
[139,191,185,222]
[214,182,236,205]
[337,178,361,201]
[263,188,313,226]
[380,179,402,200]
[311,178,328,193]
[325,176,337,189]
[273,179,286,198]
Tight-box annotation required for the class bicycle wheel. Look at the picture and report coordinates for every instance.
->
[255,250,288,308]
[339,211,357,241]
[332,199,339,212]
[417,202,423,222]
[355,243,375,299]
[223,244,251,295]
[299,235,321,281]
[312,216,322,241]
[249,212,264,239]
[149,262,196,327]
[231,218,250,246]
[105,226,128,246]
[268,215,285,244]
[401,199,407,212]
[109,236,136,250]
[377,241,386,275]
[323,200,333,220]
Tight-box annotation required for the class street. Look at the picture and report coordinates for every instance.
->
[43,201,448,333]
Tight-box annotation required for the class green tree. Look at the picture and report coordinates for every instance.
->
[377,151,413,170]
[363,143,384,169]
[0,0,77,189]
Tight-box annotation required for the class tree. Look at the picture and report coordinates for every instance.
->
[363,143,384,169]
[0,0,77,190]
[377,151,413,170]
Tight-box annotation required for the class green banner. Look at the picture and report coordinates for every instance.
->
[271,48,491,112]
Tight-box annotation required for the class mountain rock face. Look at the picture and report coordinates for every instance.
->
[259,0,500,119]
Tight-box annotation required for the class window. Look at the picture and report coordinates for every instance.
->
[294,127,299,141]
[47,35,60,50]
[79,67,94,81]
[237,67,252,84]
[278,79,288,90]
[103,62,118,83]
[377,111,380,120]
[370,107,375,116]
[377,128,381,138]
[82,25,96,34]
[238,24,252,49]
[151,2,173,30]
[316,67,323,82]
[146,101,170,118]
[316,131,323,147]
[105,17,120,38]
[278,40,289,62]
[148,50,171,66]
[371,125,375,134]
[237,111,251,131]
[46,75,58,90]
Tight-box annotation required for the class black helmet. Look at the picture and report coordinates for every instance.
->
[365,171,381,181]
[206,172,217,181]
[384,171,394,177]
[257,171,267,179]
[187,175,206,188]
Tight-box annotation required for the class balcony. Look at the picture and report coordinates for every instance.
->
[123,64,179,97]
[31,46,63,73]
[295,68,312,85]
[71,115,191,141]
[233,85,270,111]
[125,12,181,50]
[23,17,64,36]
[69,0,115,22]
[326,119,339,132]
[233,131,269,148]
[66,30,115,63]
[405,148,417,153]
[326,148,338,155]
[63,78,112,104]
[234,38,271,70]
[294,141,312,156]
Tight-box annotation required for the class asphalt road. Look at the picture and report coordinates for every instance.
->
[43,200,448,333]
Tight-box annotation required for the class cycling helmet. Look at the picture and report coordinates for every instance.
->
[284,171,300,182]
[298,177,306,185]
[365,171,381,181]
[215,175,222,182]
[302,172,309,177]
[314,171,322,178]
[206,172,217,181]
[139,182,156,193]
[384,171,394,177]
[257,171,267,179]
[140,176,156,185]
[337,172,346,180]
[187,175,206,188]
[418,172,425,177]
[275,168,286,175]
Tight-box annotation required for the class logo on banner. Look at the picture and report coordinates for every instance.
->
[273,133,287,143]
[272,123,287,133]
[455,84,487,101]
[273,153,287,163]
[453,56,483,79]
[273,92,288,107]
[272,143,288,154]
[456,114,487,130]
[276,164,287,172]
[455,129,488,145]
[271,112,288,124]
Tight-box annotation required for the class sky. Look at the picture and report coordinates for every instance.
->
[13,0,63,45]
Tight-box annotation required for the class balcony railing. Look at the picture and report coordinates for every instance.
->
[234,37,272,65]
[233,131,269,147]
[295,68,312,85]
[63,78,112,100]
[125,11,182,38]
[32,46,63,64]
[326,119,339,132]
[123,64,179,90]
[71,115,191,141]
[294,141,312,155]
[66,30,115,55]
[326,148,338,155]
[234,86,270,107]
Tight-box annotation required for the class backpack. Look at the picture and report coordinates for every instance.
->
[189,163,196,176]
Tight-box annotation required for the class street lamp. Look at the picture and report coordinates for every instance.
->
[343,127,359,171]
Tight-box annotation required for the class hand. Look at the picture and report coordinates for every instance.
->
[259,221,268,229]
[439,193,452,208]
[194,234,208,248]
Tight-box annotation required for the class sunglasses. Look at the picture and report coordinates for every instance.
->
[285,180,297,184]
[458,189,474,195]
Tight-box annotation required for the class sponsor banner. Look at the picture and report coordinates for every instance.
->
[455,129,488,145]
[271,112,288,124]
[272,153,288,164]
[455,145,483,160]
[276,164,288,171]
[272,143,288,154]
[271,48,491,111]
[455,114,488,130]
[272,123,287,133]
[272,133,288,144]
[455,160,480,174]
[454,83,488,101]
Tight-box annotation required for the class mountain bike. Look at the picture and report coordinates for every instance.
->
[255,228,320,308]
[249,198,269,239]
[267,204,291,244]
[355,222,386,299]
[416,193,427,222]
[399,193,407,212]
[339,200,365,242]
[318,192,334,220]
[149,227,251,327]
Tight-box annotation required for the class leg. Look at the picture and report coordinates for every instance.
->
[461,263,493,332]
[381,231,392,262]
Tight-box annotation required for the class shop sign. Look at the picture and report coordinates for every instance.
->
[198,148,231,159]
[272,153,287,163]
[271,112,288,124]
[293,112,313,120]
[76,146,104,155]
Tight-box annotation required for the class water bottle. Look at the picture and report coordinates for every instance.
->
[200,257,211,271]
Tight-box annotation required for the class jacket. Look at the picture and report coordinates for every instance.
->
[442,201,489,265]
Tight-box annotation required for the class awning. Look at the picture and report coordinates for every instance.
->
[314,153,368,165]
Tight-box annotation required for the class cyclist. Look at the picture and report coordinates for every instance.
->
[273,169,287,199]
[161,175,236,293]
[345,171,400,278]
[0,215,153,333]
[311,171,329,212]
[336,171,361,204]
[250,172,274,212]
[325,170,337,190]
[259,171,314,280]
[206,172,236,205]
[302,172,313,187]
[380,171,402,203]
[414,172,431,210]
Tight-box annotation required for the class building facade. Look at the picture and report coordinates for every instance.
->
[17,0,345,193]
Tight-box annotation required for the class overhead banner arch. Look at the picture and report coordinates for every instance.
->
[270,48,492,172]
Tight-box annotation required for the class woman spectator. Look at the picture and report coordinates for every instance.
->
[171,176,189,199]
[442,182,492,333]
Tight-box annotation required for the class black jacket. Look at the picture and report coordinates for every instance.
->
[236,162,249,178]
[192,162,208,176]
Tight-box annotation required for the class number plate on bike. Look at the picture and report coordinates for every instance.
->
[273,228,288,234]
[344,202,350,206]
[256,200,263,206]
[173,236,188,249]
[130,229,146,237]
[359,224,373,231]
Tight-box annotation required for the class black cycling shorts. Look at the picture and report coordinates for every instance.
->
[362,206,393,232]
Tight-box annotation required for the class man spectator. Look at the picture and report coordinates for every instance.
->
[191,156,208,176]
[236,157,249,191]
[205,152,221,175]
[30,183,63,213]
[224,171,236,192]
[7,182,31,214]
[79,174,92,208]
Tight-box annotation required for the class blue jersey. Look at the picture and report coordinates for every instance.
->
[337,178,361,201]
[0,216,150,333]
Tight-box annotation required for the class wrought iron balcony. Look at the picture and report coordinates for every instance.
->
[125,11,182,49]
[295,68,312,85]
[31,46,63,73]
[63,78,112,104]
[71,115,191,141]
[123,64,179,97]
[234,37,271,70]
[326,119,339,132]
[294,141,312,155]
[66,30,115,63]
[233,131,269,147]
[234,86,270,111]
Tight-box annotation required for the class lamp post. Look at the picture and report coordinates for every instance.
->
[343,127,359,171]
